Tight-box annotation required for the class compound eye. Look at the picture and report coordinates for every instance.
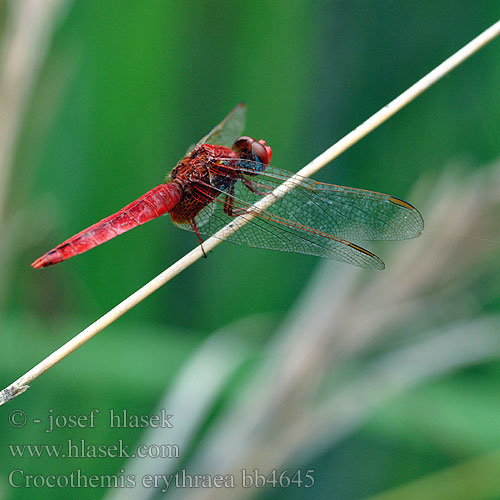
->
[234,136,253,148]
[251,140,270,165]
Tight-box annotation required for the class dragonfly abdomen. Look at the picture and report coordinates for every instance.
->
[31,183,182,268]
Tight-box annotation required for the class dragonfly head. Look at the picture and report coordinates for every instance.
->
[232,136,272,172]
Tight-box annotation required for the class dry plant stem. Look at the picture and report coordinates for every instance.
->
[0,0,68,228]
[168,158,500,500]
[1,19,500,406]
[0,0,69,305]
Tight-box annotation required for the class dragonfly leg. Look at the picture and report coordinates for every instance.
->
[242,178,272,196]
[223,186,247,217]
[223,190,235,216]
[223,185,241,217]
[189,218,207,258]
[223,179,271,218]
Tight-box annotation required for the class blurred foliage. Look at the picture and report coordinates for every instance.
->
[9,0,500,329]
[1,1,500,499]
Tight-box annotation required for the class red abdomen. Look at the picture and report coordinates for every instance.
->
[32,183,183,268]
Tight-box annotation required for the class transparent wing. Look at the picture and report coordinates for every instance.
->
[172,159,424,269]
[184,103,247,156]
[233,163,424,241]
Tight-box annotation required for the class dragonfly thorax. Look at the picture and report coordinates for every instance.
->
[168,144,240,224]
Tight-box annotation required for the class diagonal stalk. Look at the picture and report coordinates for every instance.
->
[1,19,500,406]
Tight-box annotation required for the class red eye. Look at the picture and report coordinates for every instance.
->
[233,136,272,166]
[251,141,270,165]
[257,139,272,164]
[234,136,253,148]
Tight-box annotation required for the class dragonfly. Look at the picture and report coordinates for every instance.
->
[32,103,423,270]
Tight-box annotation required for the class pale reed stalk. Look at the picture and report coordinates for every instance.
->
[0,0,69,232]
[163,160,500,500]
[1,19,499,405]
[0,0,69,303]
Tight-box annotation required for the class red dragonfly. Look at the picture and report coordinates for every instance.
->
[32,104,423,270]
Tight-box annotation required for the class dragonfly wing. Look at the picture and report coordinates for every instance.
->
[172,159,422,269]
[175,196,385,269]
[184,103,247,156]
[172,168,386,270]
[231,162,424,241]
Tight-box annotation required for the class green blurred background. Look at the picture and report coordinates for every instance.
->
[2,1,500,499]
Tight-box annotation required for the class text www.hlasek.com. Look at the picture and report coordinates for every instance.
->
[9,439,179,459]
